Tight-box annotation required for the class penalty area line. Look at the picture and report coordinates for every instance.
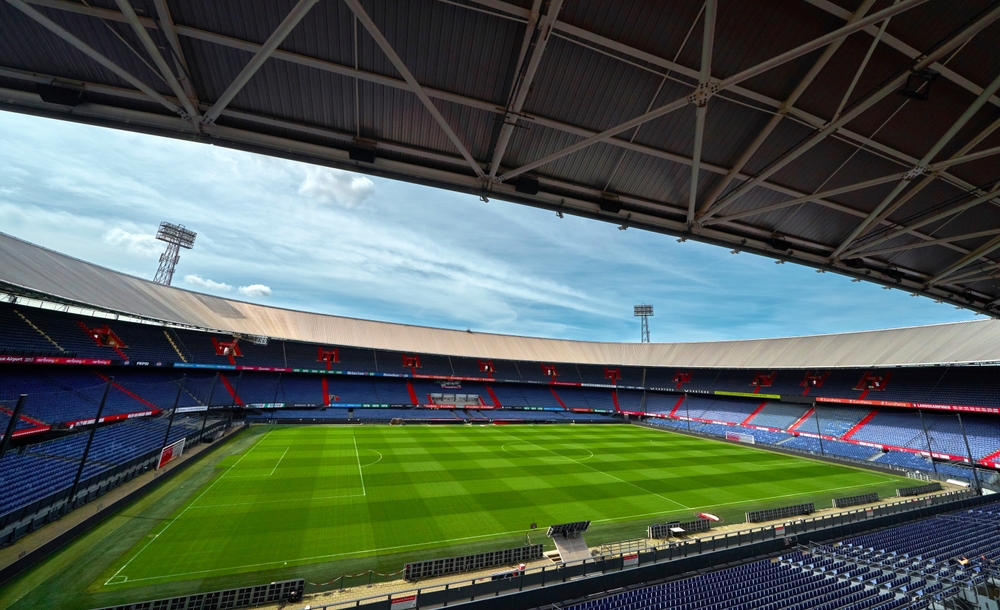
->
[353,434,366,496]
[269,447,289,476]
[103,430,273,587]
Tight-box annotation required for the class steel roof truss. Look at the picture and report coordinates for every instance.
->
[830,69,1000,260]
[695,0,878,221]
[201,0,320,125]
[711,4,1000,220]
[487,0,561,181]
[113,0,199,123]
[342,0,486,179]
[687,0,717,224]
[5,0,185,116]
[497,0,928,184]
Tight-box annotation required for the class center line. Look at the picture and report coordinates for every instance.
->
[353,434,366,496]
[269,447,289,476]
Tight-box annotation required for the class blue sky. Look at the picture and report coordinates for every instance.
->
[0,110,981,342]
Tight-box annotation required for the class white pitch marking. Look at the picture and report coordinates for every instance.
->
[107,477,899,586]
[360,448,383,467]
[104,430,272,586]
[353,434,366,496]
[269,447,289,476]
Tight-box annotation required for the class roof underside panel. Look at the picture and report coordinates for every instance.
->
[0,0,999,315]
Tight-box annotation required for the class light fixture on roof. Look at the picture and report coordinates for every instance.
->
[775,259,785,264]
[618,224,627,231]
[898,69,940,101]
[677,237,687,243]
[556,211,563,218]
[851,278,861,282]
[730,249,740,254]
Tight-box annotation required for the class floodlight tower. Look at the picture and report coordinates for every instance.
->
[153,222,196,286]
[634,304,653,343]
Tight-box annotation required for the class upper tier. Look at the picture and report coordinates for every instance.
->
[2,231,999,368]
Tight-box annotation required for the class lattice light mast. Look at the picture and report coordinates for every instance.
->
[153,222,196,286]
[634,304,653,343]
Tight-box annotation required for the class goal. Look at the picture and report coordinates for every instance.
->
[157,438,186,469]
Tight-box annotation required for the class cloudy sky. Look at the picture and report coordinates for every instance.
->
[0,110,981,342]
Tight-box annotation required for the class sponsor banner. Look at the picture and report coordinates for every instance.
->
[174,362,236,370]
[715,390,781,400]
[176,406,208,413]
[623,553,639,567]
[128,361,170,367]
[774,524,785,536]
[792,431,839,441]
[817,396,1000,414]
[390,594,417,610]
[246,403,285,409]
[235,365,291,372]
[865,509,874,518]
[66,409,158,429]
[0,355,113,365]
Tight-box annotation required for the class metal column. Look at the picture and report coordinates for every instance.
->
[918,409,938,477]
[956,413,982,493]
[69,379,113,504]
[0,394,27,459]
[814,402,825,456]
[160,375,186,452]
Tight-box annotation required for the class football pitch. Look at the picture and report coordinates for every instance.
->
[94,423,910,592]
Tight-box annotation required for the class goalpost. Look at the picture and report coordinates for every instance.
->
[157,438,186,469]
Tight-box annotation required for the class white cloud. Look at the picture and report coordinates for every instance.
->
[184,274,232,291]
[238,284,272,297]
[101,226,162,258]
[298,167,375,207]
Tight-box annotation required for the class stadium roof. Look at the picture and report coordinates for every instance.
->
[2,0,1000,315]
[4,231,1000,368]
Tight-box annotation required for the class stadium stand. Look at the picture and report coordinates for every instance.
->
[796,406,868,438]
[568,499,1000,610]
[746,401,808,429]
[0,415,224,543]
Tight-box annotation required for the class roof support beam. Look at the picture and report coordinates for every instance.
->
[711,3,1000,220]
[848,183,1000,257]
[497,0,929,183]
[487,0,562,181]
[343,0,485,179]
[5,0,184,116]
[687,0,717,224]
[830,68,1000,260]
[851,114,1000,245]
[151,0,198,103]
[113,0,199,122]
[849,228,1000,259]
[696,0,878,221]
[202,0,320,124]
[928,234,1000,285]
[802,0,1000,113]
[711,140,1000,227]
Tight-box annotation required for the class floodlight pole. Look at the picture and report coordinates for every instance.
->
[633,305,653,343]
[153,222,197,286]
[70,378,112,504]
[0,394,27,459]
[918,409,938,477]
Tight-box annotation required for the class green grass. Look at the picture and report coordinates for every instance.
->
[2,424,913,609]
